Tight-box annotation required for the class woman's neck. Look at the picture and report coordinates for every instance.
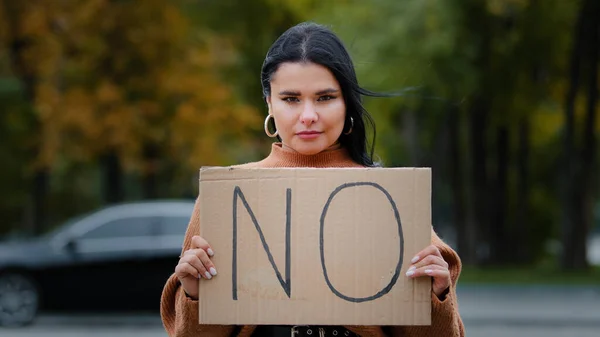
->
[280,141,342,154]
[257,142,362,168]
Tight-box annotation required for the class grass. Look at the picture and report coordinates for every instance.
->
[459,265,600,285]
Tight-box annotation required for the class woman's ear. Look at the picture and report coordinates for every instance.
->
[266,96,272,114]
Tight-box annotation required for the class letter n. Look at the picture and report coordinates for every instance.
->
[232,186,291,300]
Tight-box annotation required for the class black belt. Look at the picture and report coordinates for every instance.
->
[251,325,359,336]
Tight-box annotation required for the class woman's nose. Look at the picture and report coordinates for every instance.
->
[300,102,318,126]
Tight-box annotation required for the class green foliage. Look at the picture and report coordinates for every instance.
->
[305,0,594,266]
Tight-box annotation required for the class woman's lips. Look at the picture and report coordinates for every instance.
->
[296,131,322,139]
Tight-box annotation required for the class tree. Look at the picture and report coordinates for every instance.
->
[307,0,583,266]
[0,0,260,233]
[0,0,57,234]
[561,0,599,270]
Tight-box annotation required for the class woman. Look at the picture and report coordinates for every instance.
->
[160,22,464,337]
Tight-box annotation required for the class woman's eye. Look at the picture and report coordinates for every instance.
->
[318,95,335,101]
[282,97,299,103]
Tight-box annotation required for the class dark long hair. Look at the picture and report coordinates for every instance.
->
[261,22,386,167]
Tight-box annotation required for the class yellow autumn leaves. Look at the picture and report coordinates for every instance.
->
[1,0,260,174]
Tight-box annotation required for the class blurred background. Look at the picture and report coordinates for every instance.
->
[0,0,598,336]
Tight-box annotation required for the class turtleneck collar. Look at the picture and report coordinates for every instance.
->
[257,142,363,168]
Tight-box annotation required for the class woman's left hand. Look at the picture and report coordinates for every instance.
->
[405,245,451,299]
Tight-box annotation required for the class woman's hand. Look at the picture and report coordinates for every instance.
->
[174,235,217,300]
[405,245,451,299]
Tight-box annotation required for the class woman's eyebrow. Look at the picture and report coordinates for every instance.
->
[278,90,301,96]
[315,88,339,95]
[278,88,339,96]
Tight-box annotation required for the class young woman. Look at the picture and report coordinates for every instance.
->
[160,22,464,337]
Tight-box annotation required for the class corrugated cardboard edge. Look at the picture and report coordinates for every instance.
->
[199,166,427,181]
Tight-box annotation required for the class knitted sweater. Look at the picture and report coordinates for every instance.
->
[160,143,465,337]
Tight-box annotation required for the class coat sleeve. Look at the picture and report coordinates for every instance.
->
[390,230,465,337]
[160,197,237,337]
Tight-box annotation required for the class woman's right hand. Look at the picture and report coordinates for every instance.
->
[174,235,217,300]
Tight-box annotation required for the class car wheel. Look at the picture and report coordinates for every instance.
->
[0,272,39,327]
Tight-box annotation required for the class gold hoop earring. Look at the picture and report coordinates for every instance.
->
[344,117,354,135]
[264,114,278,138]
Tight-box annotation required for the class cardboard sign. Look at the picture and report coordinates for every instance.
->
[198,167,432,326]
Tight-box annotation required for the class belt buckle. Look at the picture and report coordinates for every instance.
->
[291,325,310,336]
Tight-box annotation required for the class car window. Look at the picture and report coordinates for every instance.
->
[82,217,156,239]
[160,216,189,236]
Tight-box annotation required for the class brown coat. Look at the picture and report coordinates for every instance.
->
[160,143,465,337]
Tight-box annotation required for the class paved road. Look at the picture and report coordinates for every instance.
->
[1,285,599,337]
[458,285,600,337]
[459,285,600,323]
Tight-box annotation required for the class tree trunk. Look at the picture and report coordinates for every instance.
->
[449,105,472,264]
[561,0,587,270]
[143,143,160,199]
[464,0,492,265]
[31,169,50,235]
[490,126,509,264]
[468,96,490,264]
[515,117,531,263]
[102,151,124,204]
[402,108,420,166]
[577,2,599,270]
[3,1,48,236]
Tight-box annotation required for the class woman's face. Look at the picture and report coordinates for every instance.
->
[267,62,346,155]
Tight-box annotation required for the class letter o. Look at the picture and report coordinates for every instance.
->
[319,182,404,303]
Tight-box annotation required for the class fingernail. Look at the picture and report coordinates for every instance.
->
[411,255,420,263]
[406,270,415,277]
[210,267,217,276]
[408,266,416,272]
[204,271,212,279]
[207,248,214,256]
[425,269,433,274]
[198,273,202,279]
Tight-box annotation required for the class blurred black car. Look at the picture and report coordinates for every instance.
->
[0,200,194,327]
